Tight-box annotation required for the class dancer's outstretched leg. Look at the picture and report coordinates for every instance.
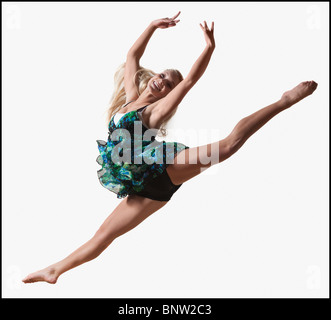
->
[22,195,167,284]
[167,81,318,185]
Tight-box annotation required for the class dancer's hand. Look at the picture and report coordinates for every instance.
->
[152,11,181,29]
[199,21,215,48]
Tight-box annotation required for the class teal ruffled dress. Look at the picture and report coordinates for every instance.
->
[96,103,189,200]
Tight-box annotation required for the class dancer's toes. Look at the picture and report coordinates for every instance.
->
[22,267,58,284]
[304,80,318,94]
[281,80,318,106]
[309,80,318,90]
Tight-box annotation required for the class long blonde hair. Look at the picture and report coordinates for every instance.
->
[106,62,183,137]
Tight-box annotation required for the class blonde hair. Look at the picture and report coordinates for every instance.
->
[106,62,183,137]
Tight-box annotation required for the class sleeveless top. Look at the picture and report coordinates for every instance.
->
[96,101,189,199]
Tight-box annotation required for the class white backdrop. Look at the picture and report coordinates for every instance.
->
[2,1,329,298]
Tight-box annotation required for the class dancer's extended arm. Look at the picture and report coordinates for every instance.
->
[155,21,215,119]
[124,12,181,101]
[127,24,156,59]
[186,21,215,84]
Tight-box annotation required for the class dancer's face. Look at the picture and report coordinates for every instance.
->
[148,71,180,98]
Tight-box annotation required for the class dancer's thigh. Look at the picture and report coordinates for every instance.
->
[166,139,232,185]
[97,195,168,241]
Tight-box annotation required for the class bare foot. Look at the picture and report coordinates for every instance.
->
[281,81,318,107]
[22,266,59,284]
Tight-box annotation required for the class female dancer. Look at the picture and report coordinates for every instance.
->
[23,12,317,284]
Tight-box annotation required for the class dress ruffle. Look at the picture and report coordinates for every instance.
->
[96,139,188,199]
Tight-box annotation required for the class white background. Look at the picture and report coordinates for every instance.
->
[2,2,329,298]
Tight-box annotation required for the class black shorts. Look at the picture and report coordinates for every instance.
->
[129,167,183,202]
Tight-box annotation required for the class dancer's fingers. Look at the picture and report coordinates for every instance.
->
[170,11,181,20]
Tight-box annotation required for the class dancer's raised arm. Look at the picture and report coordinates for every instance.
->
[186,21,215,83]
[124,12,181,101]
[155,21,215,119]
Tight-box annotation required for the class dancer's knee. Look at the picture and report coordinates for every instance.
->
[218,136,242,162]
[93,226,116,247]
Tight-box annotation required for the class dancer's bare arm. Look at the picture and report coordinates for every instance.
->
[124,12,181,101]
[155,21,215,119]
